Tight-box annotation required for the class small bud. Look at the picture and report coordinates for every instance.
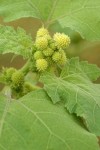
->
[58,50,67,65]
[53,33,71,49]
[43,48,54,56]
[37,27,49,37]
[34,51,44,60]
[36,59,48,71]
[49,42,56,50]
[2,67,16,83]
[52,52,62,62]
[35,37,48,50]
[11,71,24,87]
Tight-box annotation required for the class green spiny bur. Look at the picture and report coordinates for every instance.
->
[11,71,24,87]
[34,51,44,60]
[36,59,48,71]
[43,48,54,56]
[35,37,48,50]
[52,51,62,62]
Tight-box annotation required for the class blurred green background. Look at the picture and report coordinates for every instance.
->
[0,16,100,90]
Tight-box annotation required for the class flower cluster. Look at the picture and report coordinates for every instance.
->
[33,27,71,72]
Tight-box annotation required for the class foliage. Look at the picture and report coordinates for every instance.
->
[0,90,99,150]
[0,25,33,58]
[40,57,100,135]
[0,0,100,149]
[0,0,100,40]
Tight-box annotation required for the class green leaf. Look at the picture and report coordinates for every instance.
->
[0,90,100,150]
[53,0,100,41]
[62,57,100,81]
[0,25,33,58]
[0,0,100,41]
[40,58,100,135]
[0,0,49,21]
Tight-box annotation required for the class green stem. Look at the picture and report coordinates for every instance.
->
[20,59,32,75]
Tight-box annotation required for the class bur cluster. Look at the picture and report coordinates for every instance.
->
[33,27,71,72]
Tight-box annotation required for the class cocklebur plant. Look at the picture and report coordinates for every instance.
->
[0,27,70,97]
[0,1,100,150]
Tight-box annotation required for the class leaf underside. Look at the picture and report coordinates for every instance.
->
[40,57,100,136]
[0,89,99,150]
[0,0,100,40]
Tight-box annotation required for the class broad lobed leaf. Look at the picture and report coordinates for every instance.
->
[61,57,100,81]
[40,58,100,135]
[0,0,100,40]
[0,25,33,58]
[0,89,100,150]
